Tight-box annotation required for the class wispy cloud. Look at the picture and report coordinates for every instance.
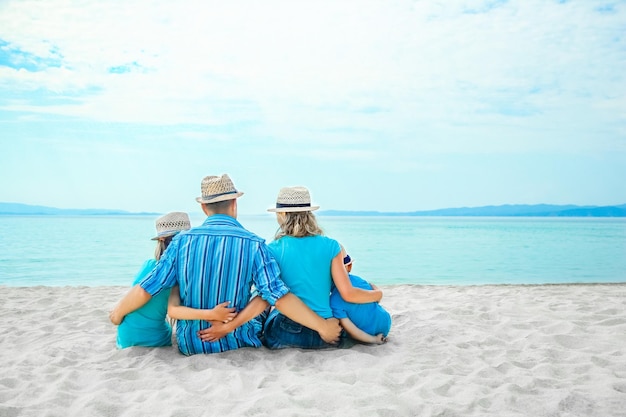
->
[1,0,624,211]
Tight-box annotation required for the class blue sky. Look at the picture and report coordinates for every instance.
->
[1,0,625,215]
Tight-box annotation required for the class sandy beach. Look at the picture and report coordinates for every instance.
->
[1,284,625,417]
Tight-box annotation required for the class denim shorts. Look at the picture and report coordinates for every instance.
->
[263,311,345,350]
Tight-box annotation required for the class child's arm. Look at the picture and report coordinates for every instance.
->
[197,296,269,342]
[340,317,386,345]
[167,285,237,322]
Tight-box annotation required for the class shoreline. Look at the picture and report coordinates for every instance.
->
[2,284,625,416]
[2,281,626,289]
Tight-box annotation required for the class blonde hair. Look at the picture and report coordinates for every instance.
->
[275,211,323,239]
[154,236,174,261]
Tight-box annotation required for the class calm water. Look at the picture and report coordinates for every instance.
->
[0,215,625,287]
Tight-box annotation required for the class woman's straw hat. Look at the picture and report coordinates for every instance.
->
[195,174,244,204]
[151,212,191,240]
[268,186,319,212]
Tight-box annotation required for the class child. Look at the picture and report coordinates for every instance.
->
[116,212,236,348]
[329,246,391,344]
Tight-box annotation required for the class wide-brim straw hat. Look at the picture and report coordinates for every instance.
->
[151,212,191,240]
[195,174,244,204]
[268,186,319,212]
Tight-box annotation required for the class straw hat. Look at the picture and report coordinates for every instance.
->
[268,186,319,212]
[195,174,244,204]
[151,212,191,240]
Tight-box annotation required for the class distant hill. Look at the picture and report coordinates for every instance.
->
[319,204,626,217]
[0,202,157,216]
[3,202,626,217]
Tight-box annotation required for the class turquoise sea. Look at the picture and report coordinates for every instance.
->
[0,214,625,287]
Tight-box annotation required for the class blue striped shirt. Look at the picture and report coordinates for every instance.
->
[139,214,288,355]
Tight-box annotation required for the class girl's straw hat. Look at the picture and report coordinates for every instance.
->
[195,174,244,204]
[151,212,191,240]
[268,186,319,212]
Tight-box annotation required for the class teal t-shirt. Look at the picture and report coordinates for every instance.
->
[116,259,172,348]
[268,235,340,319]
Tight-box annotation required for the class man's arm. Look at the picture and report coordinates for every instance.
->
[109,284,152,325]
[275,293,342,344]
[197,296,269,342]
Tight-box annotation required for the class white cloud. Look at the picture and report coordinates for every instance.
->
[1,0,625,212]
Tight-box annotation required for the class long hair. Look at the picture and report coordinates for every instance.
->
[275,211,323,239]
[154,236,174,261]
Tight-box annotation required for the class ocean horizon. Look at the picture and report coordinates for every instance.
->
[1,214,625,287]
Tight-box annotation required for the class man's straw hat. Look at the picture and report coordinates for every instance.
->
[268,186,319,212]
[151,212,191,240]
[195,174,244,204]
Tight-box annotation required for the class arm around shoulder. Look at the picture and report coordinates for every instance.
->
[109,284,152,325]
[331,254,382,304]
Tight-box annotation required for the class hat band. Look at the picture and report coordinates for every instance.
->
[157,230,181,237]
[276,202,311,208]
[202,190,238,201]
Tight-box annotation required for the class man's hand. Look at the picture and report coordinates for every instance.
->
[318,317,342,344]
[109,285,151,325]
[197,321,233,343]
[109,306,124,325]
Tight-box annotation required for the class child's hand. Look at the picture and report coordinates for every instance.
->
[375,333,387,345]
[211,302,237,323]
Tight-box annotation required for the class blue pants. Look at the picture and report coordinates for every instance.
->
[263,310,346,349]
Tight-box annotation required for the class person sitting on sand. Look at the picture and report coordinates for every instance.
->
[110,174,341,355]
[330,246,391,345]
[116,212,233,348]
[262,186,383,349]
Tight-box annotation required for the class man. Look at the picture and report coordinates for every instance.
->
[109,174,341,355]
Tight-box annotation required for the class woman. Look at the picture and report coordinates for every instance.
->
[263,186,383,349]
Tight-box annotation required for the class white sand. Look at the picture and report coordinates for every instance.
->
[1,284,625,417]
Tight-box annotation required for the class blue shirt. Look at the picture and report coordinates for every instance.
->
[330,274,392,337]
[268,235,340,319]
[117,259,172,348]
[139,214,289,355]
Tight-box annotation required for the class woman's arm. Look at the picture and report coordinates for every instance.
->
[340,318,386,345]
[331,253,383,304]
[167,285,237,322]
